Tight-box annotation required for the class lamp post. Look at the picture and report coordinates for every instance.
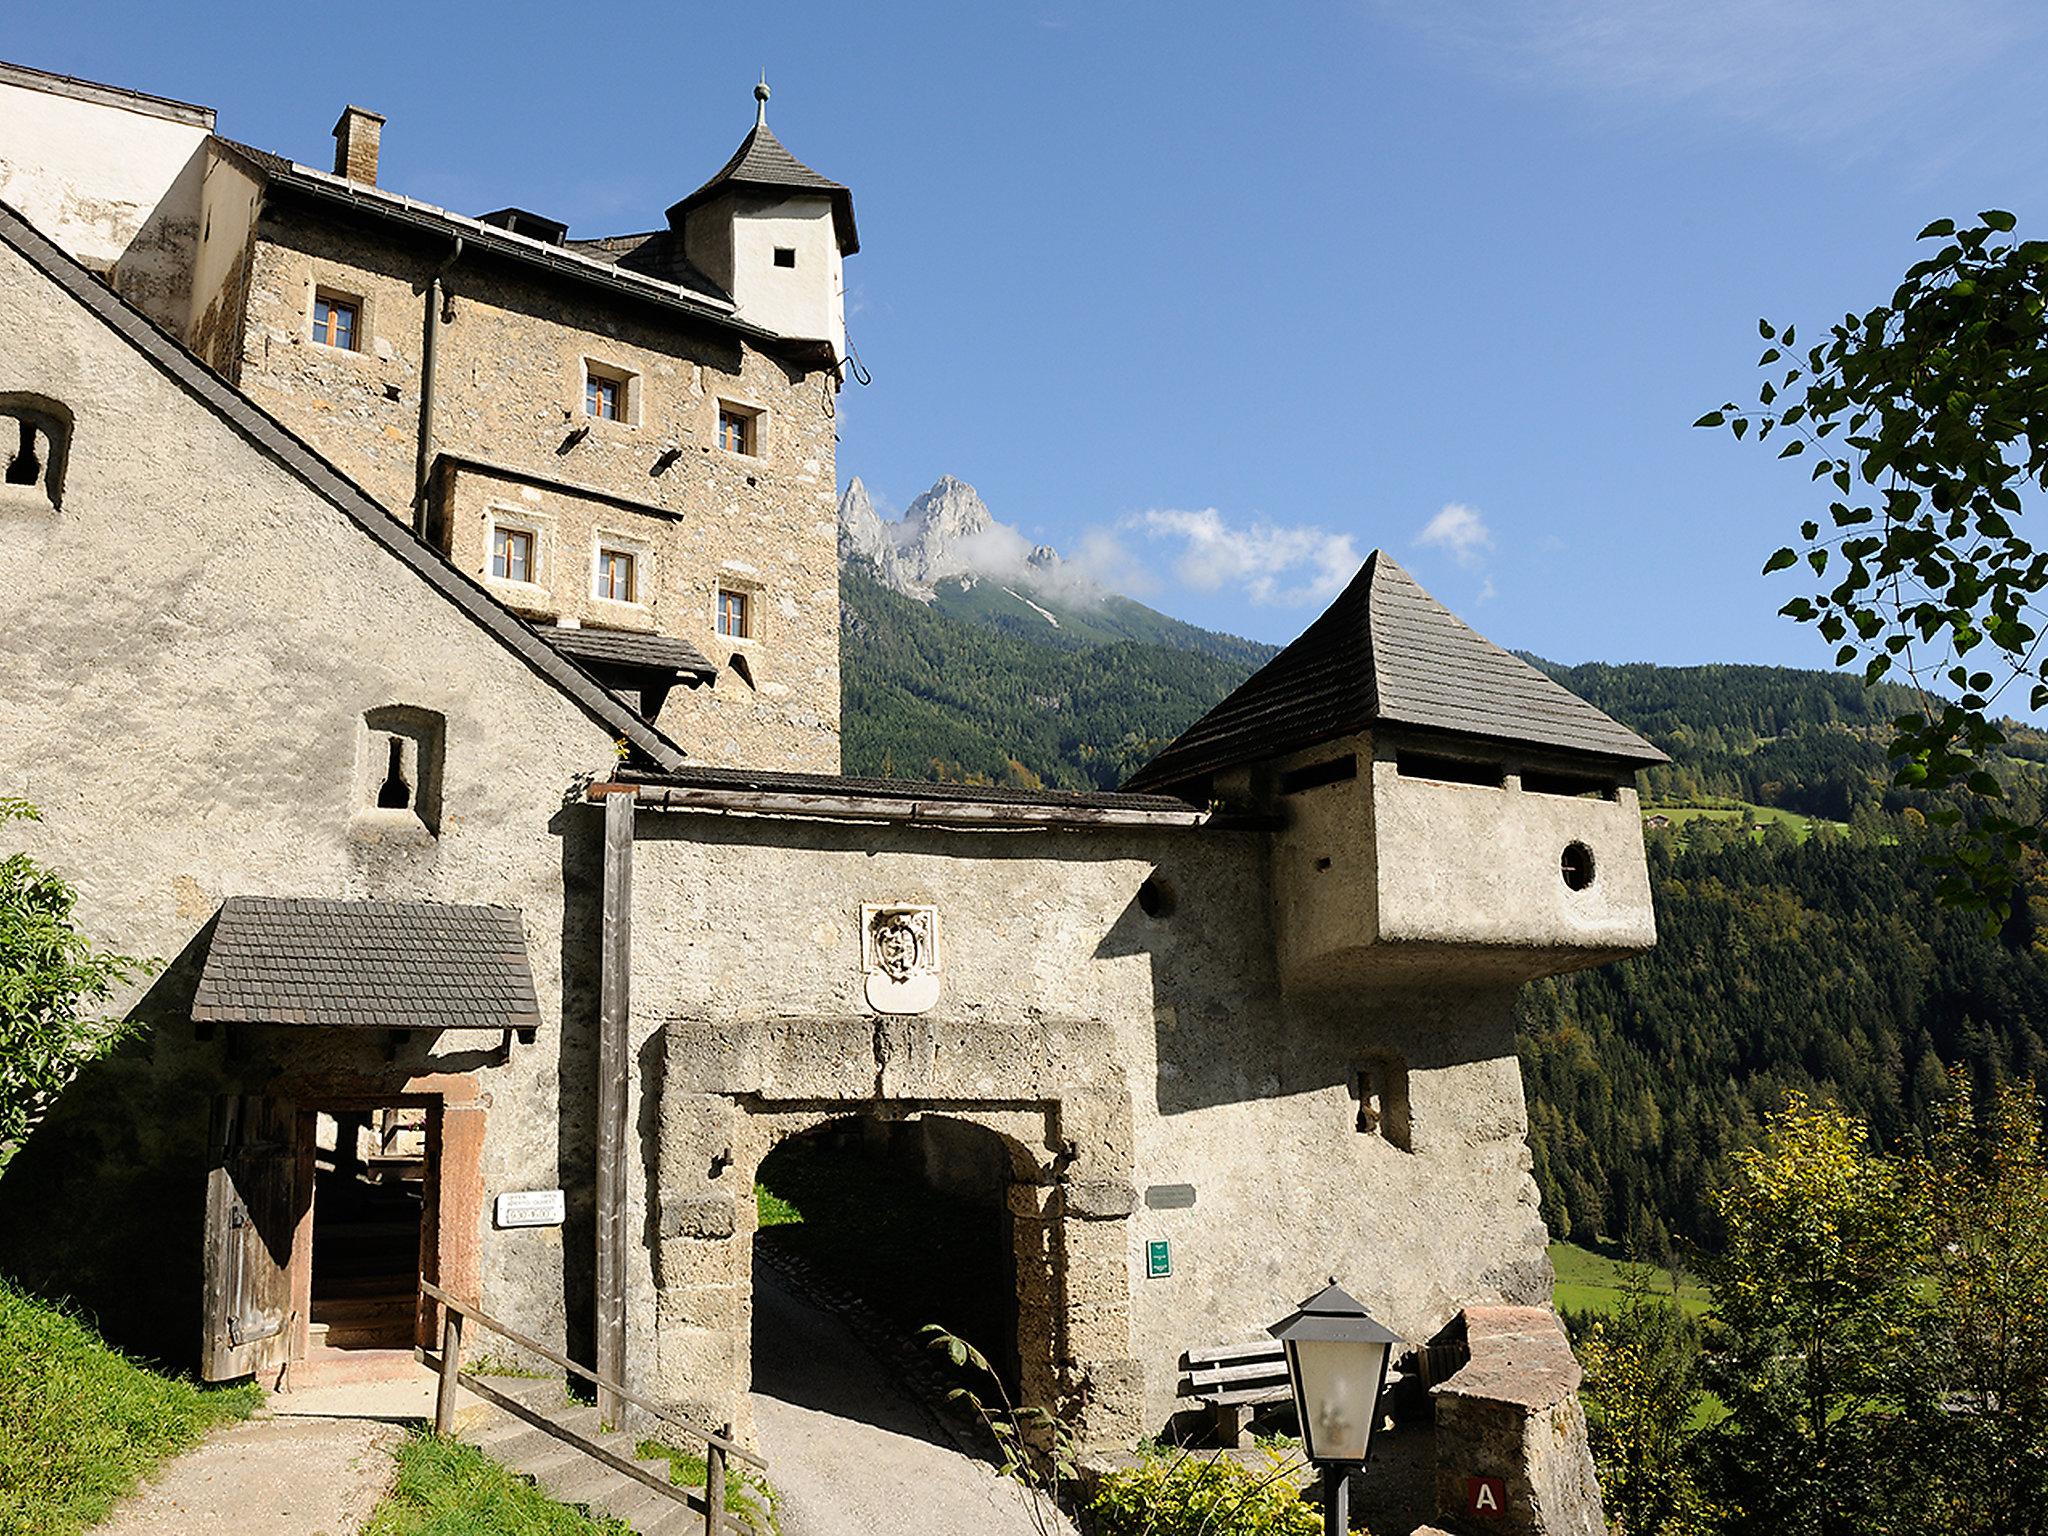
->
[1270,1280,1401,1536]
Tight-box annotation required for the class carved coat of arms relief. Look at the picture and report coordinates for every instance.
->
[861,903,940,1014]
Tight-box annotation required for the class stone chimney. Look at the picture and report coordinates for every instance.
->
[332,105,385,185]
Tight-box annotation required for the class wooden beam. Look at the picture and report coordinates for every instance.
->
[595,788,634,1426]
[615,782,1211,830]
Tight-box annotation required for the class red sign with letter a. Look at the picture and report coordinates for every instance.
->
[1467,1475,1507,1518]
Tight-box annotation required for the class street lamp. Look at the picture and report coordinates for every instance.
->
[1270,1280,1401,1536]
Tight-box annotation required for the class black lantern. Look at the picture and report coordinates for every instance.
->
[1271,1280,1401,1534]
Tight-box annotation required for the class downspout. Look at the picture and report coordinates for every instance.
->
[414,234,463,535]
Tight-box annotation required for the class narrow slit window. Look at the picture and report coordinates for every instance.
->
[1279,755,1357,796]
[1523,769,1619,801]
[717,586,751,639]
[1396,751,1505,788]
[312,292,358,350]
[597,547,638,603]
[376,736,411,809]
[491,526,535,584]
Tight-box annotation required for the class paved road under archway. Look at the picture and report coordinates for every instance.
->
[750,1256,1072,1536]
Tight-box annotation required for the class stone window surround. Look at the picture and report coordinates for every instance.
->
[713,395,768,461]
[580,355,642,428]
[712,571,765,645]
[589,526,654,617]
[302,273,374,359]
[481,503,552,606]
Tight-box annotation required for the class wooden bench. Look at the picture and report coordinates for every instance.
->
[1178,1339,1294,1448]
[1180,1336,1423,1449]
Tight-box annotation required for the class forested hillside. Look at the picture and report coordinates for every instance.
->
[841,582,2048,1252]
[840,568,1273,788]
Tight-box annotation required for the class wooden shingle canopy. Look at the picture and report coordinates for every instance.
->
[191,897,541,1031]
[1124,551,1668,797]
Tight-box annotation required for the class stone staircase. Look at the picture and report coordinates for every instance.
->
[455,1376,757,1535]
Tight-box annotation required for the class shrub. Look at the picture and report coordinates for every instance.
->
[1086,1447,1324,1536]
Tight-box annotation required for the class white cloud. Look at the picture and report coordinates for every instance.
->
[1130,508,1362,607]
[1415,503,1494,567]
[1386,0,2042,149]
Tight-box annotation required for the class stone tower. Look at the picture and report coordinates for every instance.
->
[668,80,857,362]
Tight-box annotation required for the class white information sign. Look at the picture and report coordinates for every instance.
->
[494,1189,566,1229]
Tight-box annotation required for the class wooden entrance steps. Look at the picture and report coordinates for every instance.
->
[456,1376,756,1535]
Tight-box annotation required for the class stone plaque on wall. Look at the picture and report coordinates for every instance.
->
[861,903,940,1015]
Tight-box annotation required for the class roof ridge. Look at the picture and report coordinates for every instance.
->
[0,197,687,771]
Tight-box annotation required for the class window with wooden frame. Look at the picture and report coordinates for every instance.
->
[312,291,359,350]
[716,405,758,456]
[491,526,535,584]
[596,545,639,604]
[716,586,751,639]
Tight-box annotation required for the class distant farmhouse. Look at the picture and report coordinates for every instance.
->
[0,57,1663,1532]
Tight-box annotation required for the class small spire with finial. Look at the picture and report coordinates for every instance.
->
[754,74,770,129]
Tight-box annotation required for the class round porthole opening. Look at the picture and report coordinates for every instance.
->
[1561,842,1596,892]
[1137,877,1177,919]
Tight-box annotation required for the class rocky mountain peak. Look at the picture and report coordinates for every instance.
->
[840,473,1032,598]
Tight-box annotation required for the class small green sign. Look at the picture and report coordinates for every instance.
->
[1146,1239,1172,1279]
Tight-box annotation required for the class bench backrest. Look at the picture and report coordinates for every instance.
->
[1179,1339,1291,1401]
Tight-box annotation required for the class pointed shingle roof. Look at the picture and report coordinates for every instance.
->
[1123,552,1666,795]
[668,123,859,253]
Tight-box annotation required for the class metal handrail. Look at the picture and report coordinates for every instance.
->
[418,1278,763,1535]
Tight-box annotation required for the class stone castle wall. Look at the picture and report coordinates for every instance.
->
[234,200,842,770]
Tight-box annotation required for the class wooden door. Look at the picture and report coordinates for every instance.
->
[200,1095,304,1381]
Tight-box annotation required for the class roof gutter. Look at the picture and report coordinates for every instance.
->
[592,781,1212,831]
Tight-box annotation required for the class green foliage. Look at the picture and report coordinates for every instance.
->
[1910,1070,2048,1535]
[1699,1095,1924,1536]
[1708,212,2048,919]
[841,570,1268,790]
[0,1276,261,1535]
[633,1437,778,1535]
[1579,1264,1716,1536]
[361,1428,633,1536]
[0,798,153,1170]
[923,1324,1077,1536]
[1084,1446,1323,1536]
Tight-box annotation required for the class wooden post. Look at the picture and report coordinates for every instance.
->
[704,1441,727,1536]
[596,788,635,1426]
[435,1308,465,1435]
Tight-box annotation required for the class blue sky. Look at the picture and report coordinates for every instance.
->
[21,2,2048,666]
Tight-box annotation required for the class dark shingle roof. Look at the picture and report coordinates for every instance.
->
[532,624,717,681]
[0,198,685,772]
[625,764,1196,813]
[192,897,541,1030]
[1124,552,1666,794]
[668,124,859,254]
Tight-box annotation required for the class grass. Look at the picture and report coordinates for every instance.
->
[1550,1241,1711,1318]
[0,1276,263,1536]
[1642,800,1849,844]
[635,1438,778,1534]
[361,1429,634,1536]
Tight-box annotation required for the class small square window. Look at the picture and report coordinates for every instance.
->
[717,406,757,456]
[597,546,638,604]
[586,371,621,421]
[313,291,358,350]
[491,526,535,584]
[773,247,797,268]
[717,587,751,639]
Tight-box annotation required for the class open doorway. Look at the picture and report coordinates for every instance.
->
[752,1115,1021,1402]
[304,1104,432,1359]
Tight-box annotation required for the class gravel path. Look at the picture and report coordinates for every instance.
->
[750,1258,1071,1536]
[88,1413,402,1535]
